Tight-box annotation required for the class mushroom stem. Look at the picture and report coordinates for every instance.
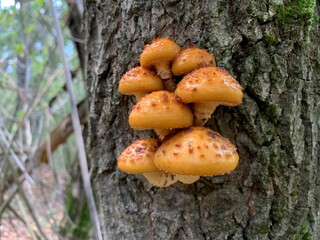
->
[176,175,200,184]
[153,62,177,92]
[162,77,177,92]
[154,129,172,140]
[192,102,219,126]
[153,61,172,79]
[133,92,146,102]
[142,172,178,187]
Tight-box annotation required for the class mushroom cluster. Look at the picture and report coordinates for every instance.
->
[118,38,243,187]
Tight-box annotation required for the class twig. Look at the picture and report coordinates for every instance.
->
[0,128,34,183]
[1,150,49,240]
[0,64,62,183]
[16,187,50,240]
[7,204,39,239]
[0,68,29,98]
[33,99,87,164]
[0,185,19,216]
[48,1,103,240]
[1,100,87,193]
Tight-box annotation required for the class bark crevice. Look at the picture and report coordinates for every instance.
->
[84,1,320,239]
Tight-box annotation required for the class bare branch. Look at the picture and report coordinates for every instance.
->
[7,204,40,239]
[33,99,88,164]
[48,1,103,239]
[0,128,34,183]
[1,99,87,195]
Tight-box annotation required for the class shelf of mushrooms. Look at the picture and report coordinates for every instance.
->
[118,38,243,187]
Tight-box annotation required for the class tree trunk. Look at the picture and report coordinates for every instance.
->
[84,1,320,239]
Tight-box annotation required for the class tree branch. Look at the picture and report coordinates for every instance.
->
[33,99,88,164]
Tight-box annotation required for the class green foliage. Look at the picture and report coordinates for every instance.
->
[0,0,84,126]
[16,110,24,119]
[36,0,44,7]
[61,186,91,239]
[73,201,91,238]
[15,44,24,57]
[0,0,86,239]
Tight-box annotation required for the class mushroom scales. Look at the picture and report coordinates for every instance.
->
[140,38,181,79]
[175,67,243,126]
[154,126,239,176]
[118,138,177,187]
[171,47,216,76]
[140,38,181,91]
[117,39,243,187]
[118,66,164,101]
[129,90,193,130]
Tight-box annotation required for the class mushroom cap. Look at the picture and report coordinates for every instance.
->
[140,38,181,67]
[154,126,239,176]
[118,138,160,174]
[129,90,193,129]
[175,67,243,105]
[118,67,164,95]
[171,47,216,76]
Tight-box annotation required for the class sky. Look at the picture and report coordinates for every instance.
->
[1,0,15,8]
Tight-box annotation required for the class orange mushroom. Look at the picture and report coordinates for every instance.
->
[129,90,193,139]
[140,38,181,91]
[175,67,243,126]
[171,46,216,76]
[118,138,178,187]
[154,126,239,183]
[118,67,164,101]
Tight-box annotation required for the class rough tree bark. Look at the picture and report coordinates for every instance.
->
[84,1,320,239]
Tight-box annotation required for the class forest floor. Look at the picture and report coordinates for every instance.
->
[0,165,67,239]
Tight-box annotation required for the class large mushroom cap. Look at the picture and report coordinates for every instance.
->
[140,38,181,68]
[129,90,193,130]
[175,67,243,105]
[118,138,159,173]
[172,47,216,76]
[154,126,239,176]
[118,67,163,95]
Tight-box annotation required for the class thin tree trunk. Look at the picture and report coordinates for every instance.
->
[84,1,320,239]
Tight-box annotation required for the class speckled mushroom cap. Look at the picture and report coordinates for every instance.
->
[171,47,216,76]
[175,67,243,105]
[129,90,193,130]
[154,126,239,176]
[118,138,160,173]
[118,67,163,95]
[140,38,181,67]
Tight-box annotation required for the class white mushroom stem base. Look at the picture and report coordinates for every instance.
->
[154,129,172,140]
[176,175,200,184]
[143,172,178,187]
[153,61,176,92]
[192,102,219,126]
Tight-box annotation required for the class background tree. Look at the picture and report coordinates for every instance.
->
[0,0,91,238]
[84,0,320,239]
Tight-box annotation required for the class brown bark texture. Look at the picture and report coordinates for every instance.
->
[84,1,320,239]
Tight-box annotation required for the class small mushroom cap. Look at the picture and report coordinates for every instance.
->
[171,47,216,76]
[175,67,243,105]
[118,138,160,173]
[154,126,239,176]
[140,38,181,67]
[129,90,193,130]
[118,67,164,95]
